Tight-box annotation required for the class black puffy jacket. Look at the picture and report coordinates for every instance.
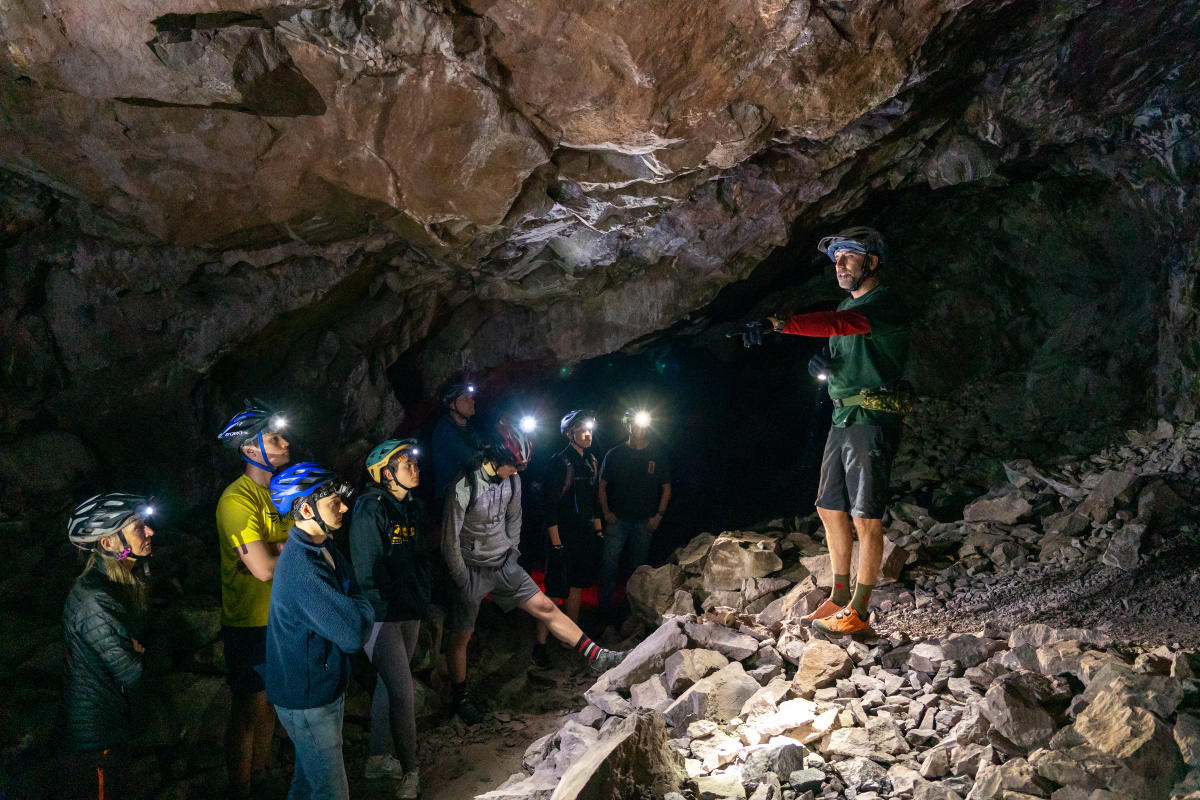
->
[61,562,145,752]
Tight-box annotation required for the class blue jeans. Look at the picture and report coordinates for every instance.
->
[275,697,349,800]
[599,518,653,608]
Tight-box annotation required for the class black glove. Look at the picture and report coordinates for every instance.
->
[808,351,834,381]
[740,320,774,348]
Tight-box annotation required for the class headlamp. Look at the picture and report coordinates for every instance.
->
[632,410,651,428]
[817,373,828,382]
[466,384,476,395]
[519,415,538,433]
[407,446,420,458]
[141,505,155,517]
[584,419,596,431]
[269,415,287,430]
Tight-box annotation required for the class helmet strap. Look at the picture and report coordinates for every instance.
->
[241,431,276,472]
[849,255,878,292]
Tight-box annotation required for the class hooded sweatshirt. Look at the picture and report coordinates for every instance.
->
[441,464,522,588]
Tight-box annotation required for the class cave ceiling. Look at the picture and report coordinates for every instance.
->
[1,0,1198,506]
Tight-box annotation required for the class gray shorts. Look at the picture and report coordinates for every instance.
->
[815,422,901,519]
[447,552,542,632]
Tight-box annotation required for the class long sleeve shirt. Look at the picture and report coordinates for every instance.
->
[265,526,375,710]
[348,487,431,622]
[441,467,522,588]
[432,414,485,501]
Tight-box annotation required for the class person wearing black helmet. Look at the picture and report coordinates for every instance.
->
[745,226,911,637]
[60,493,156,798]
[539,410,604,635]
[443,424,625,722]
[598,408,672,614]
[266,463,374,800]
[348,439,428,797]
[214,399,293,798]
[431,376,486,504]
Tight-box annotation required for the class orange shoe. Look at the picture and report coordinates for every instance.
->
[801,598,843,624]
[812,606,872,638]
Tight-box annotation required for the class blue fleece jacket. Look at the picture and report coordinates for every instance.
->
[264,526,375,710]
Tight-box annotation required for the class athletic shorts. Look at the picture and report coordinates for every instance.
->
[447,552,542,633]
[815,422,901,519]
[221,625,266,695]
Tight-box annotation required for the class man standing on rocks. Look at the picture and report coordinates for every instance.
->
[431,377,486,506]
[443,435,625,723]
[598,408,672,616]
[746,226,911,637]
[214,401,293,799]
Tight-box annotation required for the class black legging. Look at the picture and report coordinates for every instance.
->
[364,620,420,770]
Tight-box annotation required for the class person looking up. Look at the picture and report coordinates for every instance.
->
[214,400,294,799]
[266,463,374,800]
[431,377,485,505]
[61,493,157,799]
[349,439,429,799]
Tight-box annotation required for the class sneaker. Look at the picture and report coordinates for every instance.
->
[811,606,872,638]
[531,642,552,669]
[453,693,485,725]
[398,768,420,799]
[364,753,405,780]
[800,598,843,624]
[588,648,628,674]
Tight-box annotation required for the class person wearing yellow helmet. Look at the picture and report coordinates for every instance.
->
[348,439,428,798]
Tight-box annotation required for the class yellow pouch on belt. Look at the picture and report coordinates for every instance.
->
[859,383,915,415]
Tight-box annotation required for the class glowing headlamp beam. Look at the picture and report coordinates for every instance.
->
[632,411,652,428]
[519,415,538,433]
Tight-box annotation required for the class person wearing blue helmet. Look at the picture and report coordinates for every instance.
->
[265,463,374,800]
[59,493,156,799]
[214,399,293,798]
[348,439,429,797]
[431,376,486,504]
[744,226,911,638]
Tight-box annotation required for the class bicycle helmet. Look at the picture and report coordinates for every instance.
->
[68,492,155,557]
[440,379,477,408]
[559,409,596,436]
[496,416,533,467]
[218,399,289,472]
[365,438,419,483]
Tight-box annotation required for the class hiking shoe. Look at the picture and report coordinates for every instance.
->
[812,606,872,638]
[364,753,405,780]
[531,642,552,669]
[589,648,628,674]
[398,768,420,799]
[453,693,485,725]
[801,598,843,624]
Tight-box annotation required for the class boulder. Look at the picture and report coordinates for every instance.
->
[684,621,760,661]
[677,534,718,574]
[963,487,1032,524]
[1076,470,1139,524]
[663,661,761,730]
[791,640,853,698]
[701,532,784,591]
[1176,713,1200,768]
[833,756,890,791]
[630,674,673,713]
[550,711,686,800]
[1078,663,1183,719]
[941,634,1004,669]
[742,743,807,784]
[589,618,687,693]
[1101,522,1146,571]
[1041,511,1089,538]
[978,672,1059,750]
[1008,624,1113,651]
[1073,689,1181,798]
[665,648,729,695]
[693,773,746,800]
[1136,479,1187,528]
[627,563,685,622]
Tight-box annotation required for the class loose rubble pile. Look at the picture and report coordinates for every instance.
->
[481,419,1200,800]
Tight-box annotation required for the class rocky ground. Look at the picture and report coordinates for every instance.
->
[473,417,1200,800]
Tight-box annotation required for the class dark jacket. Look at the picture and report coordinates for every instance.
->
[542,445,600,531]
[349,487,431,621]
[432,413,485,501]
[264,526,375,710]
[61,562,145,752]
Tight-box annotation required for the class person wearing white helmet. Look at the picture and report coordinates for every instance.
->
[214,399,293,798]
[60,492,157,798]
[744,226,911,638]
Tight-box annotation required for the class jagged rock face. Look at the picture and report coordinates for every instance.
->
[2,1,1199,515]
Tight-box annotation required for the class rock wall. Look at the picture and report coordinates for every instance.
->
[2,0,1199,522]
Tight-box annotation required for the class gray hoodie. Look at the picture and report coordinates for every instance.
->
[441,465,522,587]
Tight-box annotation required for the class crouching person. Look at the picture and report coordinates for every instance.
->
[61,493,158,799]
[265,464,374,800]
